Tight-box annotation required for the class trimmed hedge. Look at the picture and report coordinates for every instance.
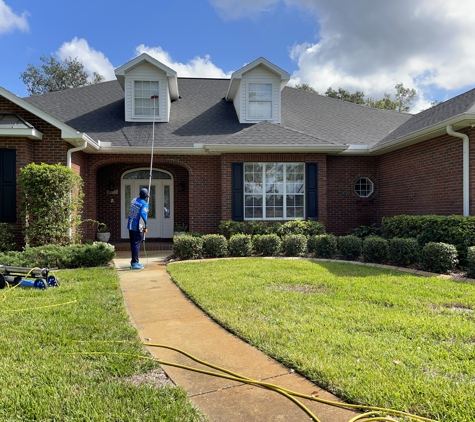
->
[0,243,115,268]
[0,223,16,252]
[202,234,228,258]
[466,246,475,278]
[308,234,337,258]
[388,238,420,267]
[253,234,282,256]
[282,234,307,257]
[362,236,389,264]
[172,235,203,260]
[338,235,362,260]
[421,242,458,274]
[382,215,475,265]
[228,234,253,257]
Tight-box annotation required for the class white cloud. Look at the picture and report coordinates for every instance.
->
[56,37,115,81]
[211,0,475,112]
[0,0,29,34]
[134,45,231,78]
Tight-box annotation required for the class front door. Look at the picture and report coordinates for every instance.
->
[121,170,174,239]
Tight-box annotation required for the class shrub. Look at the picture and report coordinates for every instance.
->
[388,238,420,267]
[228,234,253,257]
[278,220,325,238]
[19,163,84,247]
[172,235,203,260]
[202,234,228,258]
[337,235,362,260]
[466,246,475,278]
[254,234,281,256]
[308,234,337,258]
[281,234,307,257]
[362,236,389,263]
[0,223,16,252]
[382,214,475,266]
[0,243,115,268]
[421,242,458,274]
[351,223,381,239]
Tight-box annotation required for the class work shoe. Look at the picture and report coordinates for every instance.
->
[131,262,143,270]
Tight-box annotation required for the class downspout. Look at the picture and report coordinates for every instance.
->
[446,125,469,216]
[67,134,88,241]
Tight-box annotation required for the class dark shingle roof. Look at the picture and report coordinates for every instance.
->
[23,78,474,150]
[375,87,475,148]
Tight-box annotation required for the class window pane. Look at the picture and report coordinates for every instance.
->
[124,185,131,219]
[164,185,170,218]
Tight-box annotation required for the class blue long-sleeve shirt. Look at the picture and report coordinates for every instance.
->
[127,197,149,232]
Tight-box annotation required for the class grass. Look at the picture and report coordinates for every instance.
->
[167,258,475,422]
[0,267,204,422]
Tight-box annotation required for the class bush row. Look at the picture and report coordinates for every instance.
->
[0,243,115,269]
[173,233,473,276]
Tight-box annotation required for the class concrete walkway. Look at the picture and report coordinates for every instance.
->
[115,251,359,422]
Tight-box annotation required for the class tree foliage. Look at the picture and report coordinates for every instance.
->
[20,55,104,96]
[296,82,418,112]
[294,83,318,94]
[19,163,84,247]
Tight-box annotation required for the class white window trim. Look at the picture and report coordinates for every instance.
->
[246,82,273,121]
[132,79,161,120]
[354,177,374,198]
[244,162,305,220]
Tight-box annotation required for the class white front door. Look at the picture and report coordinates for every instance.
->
[121,175,174,239]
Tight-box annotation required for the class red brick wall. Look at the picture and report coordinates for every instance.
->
[377,131,470,220]
[326,155,378,235]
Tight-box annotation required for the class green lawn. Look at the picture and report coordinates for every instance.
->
[168,258,475,422]
[0,267,204,422]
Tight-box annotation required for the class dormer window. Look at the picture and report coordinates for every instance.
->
[248,83,272,120]
[134,81,159,117]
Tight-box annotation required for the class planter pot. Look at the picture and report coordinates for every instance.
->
[97,232,111,242]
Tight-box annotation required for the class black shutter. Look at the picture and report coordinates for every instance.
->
[231,163,244,221]
[0,149,16,222]
[306,162,318,220]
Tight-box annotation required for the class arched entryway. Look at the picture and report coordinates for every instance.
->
[121,168,174,239]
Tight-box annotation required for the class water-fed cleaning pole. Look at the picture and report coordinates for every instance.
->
[148,95,159,199]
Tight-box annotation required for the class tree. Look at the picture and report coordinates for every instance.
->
[365,93,397,111]
[325,87,366,105]
[20,55,104,95]
[295,83,318,94]
[394,83,416,112]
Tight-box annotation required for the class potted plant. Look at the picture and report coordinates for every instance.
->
[174,222,187,236]
[84,219,111,243]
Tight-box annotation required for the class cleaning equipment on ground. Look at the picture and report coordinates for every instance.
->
[0,266,60,290]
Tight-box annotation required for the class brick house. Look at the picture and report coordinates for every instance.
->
[1,54,475,244]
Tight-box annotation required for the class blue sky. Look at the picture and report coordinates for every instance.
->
[2,0,475,113]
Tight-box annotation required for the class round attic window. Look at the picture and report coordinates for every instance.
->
[355,177,374,198]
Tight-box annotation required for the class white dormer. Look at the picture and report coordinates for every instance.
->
[114,53,179,123]
[225,57,290,124]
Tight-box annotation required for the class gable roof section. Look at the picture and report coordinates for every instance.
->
[372,87,475,153]
[203,120,346,153]
[0,86,99,149]
[225,57,291,101]
[114,53,179,100]
[0,113,43,139]
[281,87,412,147]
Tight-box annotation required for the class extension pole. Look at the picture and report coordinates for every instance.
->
[148,95,158,200]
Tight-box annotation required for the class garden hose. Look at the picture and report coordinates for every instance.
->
[1,266,40,302]
[72,339,436,422]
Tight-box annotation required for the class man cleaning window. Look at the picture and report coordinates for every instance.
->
[127,188,149,269]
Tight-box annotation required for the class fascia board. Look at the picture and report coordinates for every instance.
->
[0,86,97,148]
[370,113,475,155]
[0,128,43,139]
[93,146,210,155]
[114,53,177,78]
[203,144,348,153]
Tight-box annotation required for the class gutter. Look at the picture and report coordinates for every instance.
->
[446,125,470,216]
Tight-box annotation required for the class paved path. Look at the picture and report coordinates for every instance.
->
[115,251,360,422]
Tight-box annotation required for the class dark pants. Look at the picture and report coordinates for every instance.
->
[129,230,143,264]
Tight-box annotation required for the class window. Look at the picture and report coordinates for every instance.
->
[134,81,159,117]
[244,163,304,220]
[355,177,374,198]
[248,83,272,119]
